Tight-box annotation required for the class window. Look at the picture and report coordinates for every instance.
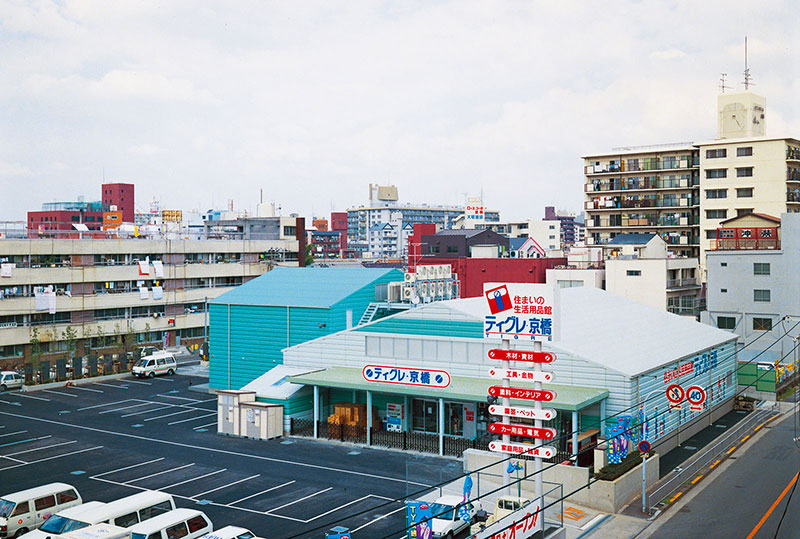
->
[753,318,773,331]
[721,262,728,267]
[114,512,139,528]
[737,208,753,217]
[717,316,736,330]
[705,189,728,199]
[186,516,209,534]
[706,209,727,219]
[721,288,727,293]
[56,490,79,504]
[626,270,641,276]
[706,230,718,239]
[139,502,173,521]
[754,289,771,302]
[557,280,584,288]
[706,169,727,179]
[706,149,727,158]
[754,263,770,275]
[736,167,754,177]
[10,502,29,517]
[282,226,296,236]
[737,188,753,198]
[35,495,56,511]
[737,147,753,157]
[446,245,458,253]
[429,245,440,254]
[165,523,188,539]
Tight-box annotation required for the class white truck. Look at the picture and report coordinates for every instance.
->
[429,495,481,539]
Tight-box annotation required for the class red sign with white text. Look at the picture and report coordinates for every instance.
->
[488,423,557,439]
[488,386,556,402]
[488,349,555,363]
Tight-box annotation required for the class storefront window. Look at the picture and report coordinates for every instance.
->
[445,403,463,436]
[412,399,439,434]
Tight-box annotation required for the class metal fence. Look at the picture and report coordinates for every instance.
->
[289,418,490,457]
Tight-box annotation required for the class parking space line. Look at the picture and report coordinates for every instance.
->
[94,383,129,390]
[125,379,152,385]
[43,390,79,398]
[99,402,152,414]
[160,469,226,489]
[305,494,375,523]
[150,377,175,382]
[267,487,334,514]
[193,422,217,430]
[191,474,260,498]
[0,446,103,471]
[168,413,217,425]
[0,435,51,448]
[0,430,27,438]
[129,463,195,483]
[93,457,166,477]
[0,454,26,464]
[351,505,405,532]
[78,399,134,411]
[229,481,296,505]
[143,409,197,422]
[71,386,104,393]
[121,405,176,418]
[157,395,202,402]
[3,440,77,458]
[12,393,51,401]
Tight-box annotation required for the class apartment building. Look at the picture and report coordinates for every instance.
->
[0,233,301,370]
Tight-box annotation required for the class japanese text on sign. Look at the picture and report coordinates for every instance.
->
[488,386,556,401]
[362,365,451,388]
[488,405,556,421]
[484,283,556,342]
[663,350,718,383]
[488,441,556,458]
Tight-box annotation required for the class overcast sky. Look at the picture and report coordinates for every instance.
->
[1,1,797,224]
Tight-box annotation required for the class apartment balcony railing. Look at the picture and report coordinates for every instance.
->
[787,148,800,161]
[787,170,800,181]
[667,277,699,289]
[585,161,695,175]
[668,305,699,316]
[586,198,691,210]
[585,178,695,192]
[788,190,800,203]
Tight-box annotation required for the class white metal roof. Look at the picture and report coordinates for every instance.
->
[241,365,321,399]
[421,287,736,378]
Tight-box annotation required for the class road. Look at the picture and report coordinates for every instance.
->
[0,371,461,539]
[649,410,800,539]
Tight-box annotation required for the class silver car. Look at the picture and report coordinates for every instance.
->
[0,371,24,391]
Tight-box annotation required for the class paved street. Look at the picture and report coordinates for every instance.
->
[648,410,800,539]
[0,371,461,539]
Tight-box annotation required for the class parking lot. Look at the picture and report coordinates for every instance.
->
[0,370,461,538]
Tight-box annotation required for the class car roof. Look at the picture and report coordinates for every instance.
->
[128,509,207,532]
[1,371,19,375]
[54,501,107,518]
[1,483,77,503]
[433,495,463,505]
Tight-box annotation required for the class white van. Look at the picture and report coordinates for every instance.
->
[56,523,131,539]
[19,491,174,539]
[132,353,177,378]
[129,510,212,539]
[0,483,81,538]
[21,502,106,538]
[197,527,254,539]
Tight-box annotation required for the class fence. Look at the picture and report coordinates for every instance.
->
[289,418,490,457]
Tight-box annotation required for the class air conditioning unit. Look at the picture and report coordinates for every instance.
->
[403,287,413,300]
[437,282,444,296]
[419,282,428,297]
[404,272,416,283]
[436,265,447,278]
[416,265,428,280]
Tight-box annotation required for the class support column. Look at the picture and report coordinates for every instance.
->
[438,397,445,456]
[600,398,607,438]
[502,338,511,495]
[313,385,319,439]
[403,395,409,431]
[367,390,372,446]
[572,410,579,467]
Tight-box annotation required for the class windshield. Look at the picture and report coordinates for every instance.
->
[132,533,148,539]
[40,516,90,534]
[135,360,150,367]
[0,499,14,518]
[430,503,455,521]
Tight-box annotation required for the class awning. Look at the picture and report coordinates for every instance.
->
[242,365,323,400]
[287,367,608,412]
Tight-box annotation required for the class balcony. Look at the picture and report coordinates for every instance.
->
[585,177,693,193]
[667,277,700,289]
[789,189,800,203]
[585,160,695,176]
[586,197,690,210]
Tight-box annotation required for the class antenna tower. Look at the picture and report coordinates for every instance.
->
[719,73,732,93]
[743,36,755,90]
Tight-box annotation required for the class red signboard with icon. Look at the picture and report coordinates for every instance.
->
[488,386,556,402]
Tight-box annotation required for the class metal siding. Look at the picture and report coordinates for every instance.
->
[356,318,484,338]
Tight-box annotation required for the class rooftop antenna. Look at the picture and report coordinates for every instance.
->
[719,73,732,93]
[743,36,755,90]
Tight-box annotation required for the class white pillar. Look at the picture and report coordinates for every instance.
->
[572,410,579,467]
[533,340,543,534]
[502,338,511,494]
[438,397,445,456]
[313,385,319,439]
[367,390,372,446]
[600,398,607,438]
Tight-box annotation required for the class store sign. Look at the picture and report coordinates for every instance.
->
[488,404,556,421]
[483,283,556,342]
[487,368,553,383]
[362,365,450,388]
[487,349,556,363]
[488,386,556,402]
[488,441,556,458]
[473,503,540,539]
[488,423,557,439]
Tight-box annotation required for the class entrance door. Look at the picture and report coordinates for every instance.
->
[412,399,439,434]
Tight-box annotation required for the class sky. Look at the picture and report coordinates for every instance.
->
[1,1,798,223]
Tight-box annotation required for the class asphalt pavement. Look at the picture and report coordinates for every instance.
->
[0,371,461,539]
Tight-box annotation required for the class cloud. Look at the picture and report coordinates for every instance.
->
[651,48,687,60]
[0,162,32,176]
[127,144,167,156]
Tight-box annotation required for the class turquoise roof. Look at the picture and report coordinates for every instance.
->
[209,267,403,308]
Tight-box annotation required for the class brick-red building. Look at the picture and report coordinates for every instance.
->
[102,182,135,223]
[330,211,349,252]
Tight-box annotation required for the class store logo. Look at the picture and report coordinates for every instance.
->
[485,284,512,315]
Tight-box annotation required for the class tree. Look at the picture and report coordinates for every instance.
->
[62,326,78,361]
[304,243,315,267]
[29,327,42,370]
[95,325,105,350]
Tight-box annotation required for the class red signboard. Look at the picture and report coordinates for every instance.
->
[488,441,556,458]
[488,386,556,402]
[488,423,557,439]
[487,349,556,363]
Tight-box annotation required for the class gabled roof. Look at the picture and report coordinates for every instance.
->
[431,229,485,238]
[720,213,781,225]
[509,237,527,250]
[209,266,403,308]
[607,233,657,245]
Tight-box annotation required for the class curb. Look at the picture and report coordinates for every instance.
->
[21,372,137,392]
[575,514,612,539]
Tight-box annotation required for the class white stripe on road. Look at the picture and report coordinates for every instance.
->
[143,409,196,422]
[78,399,133,411]
[267,487,333,514]
[93,457,165,477]
[98,402,152,414]
[167,412,217,425]
[0,430,27,438]
[121,405,176,418]
[2,440,75,458]
[12,393,50,401]
[156,395,201,402]
[0,454,26,464]
[228,481,296,506]
[307,494,385,523]
[94,383,128,390]
[0,446,102,471]
[159,469,226,490]
[351,505,405,532]
[124,379,152,385]
[191,474,260,498]
[193,422,217,430]
[129,463,195,483]
[70,385,104,393]
[42,390,79,398]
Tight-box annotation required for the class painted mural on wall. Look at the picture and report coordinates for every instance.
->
[606,415,638,465]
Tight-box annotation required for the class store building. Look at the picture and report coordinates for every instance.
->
[249,286,738,457]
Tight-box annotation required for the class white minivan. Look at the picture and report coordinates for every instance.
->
[129,509,211,539]
[197,526,254,539]
[0,483,82,538]
[19,491,174,539]
[132,353,177,378]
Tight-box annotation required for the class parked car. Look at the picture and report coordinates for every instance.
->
[197,526,255,539]
[129,509,211,539]
[429,495,481,539]
[0,372,24,392]
[131,353,177,378]
[0,483,81,538]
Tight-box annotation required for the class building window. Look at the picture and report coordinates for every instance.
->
[557,280,584,288]
[446,245,458,253]
[283,226,296,236]
[736,167,754,177]
[706,149,727,159]
[737,208,753,217]
[706,209,728,219]
[705,189,728,199]
[754,289,771,302]
[706,230,718,239]
[717,316,736,329]
[626,270,641,276]
[754,262,770,275]
[721,288,727,293]
[753,317,772,331]
[737,188,754,198]
[737,147,753,157]
[429,245,440,254]
[721,262,727,267]
[706,169,727,179]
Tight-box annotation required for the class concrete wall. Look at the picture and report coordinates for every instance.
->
[606,258,667,310]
